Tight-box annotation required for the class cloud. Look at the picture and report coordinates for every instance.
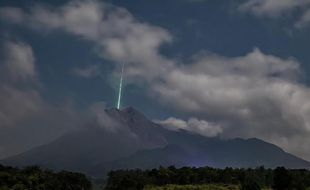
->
[3,41,36,82]
[0,85,44,127]
[239,0,310,17]
[151,48,310,160]
[2,0,310,160]
[88,102,125,132]
[295,9,310,28]
[156,117,223,137]
[0,41,41,127]
[72,64,101,78]
[0,7,24,23]
[153,48,301,113]
[239,0,310,28]
[0,0,173,81]
[0,41,84,158]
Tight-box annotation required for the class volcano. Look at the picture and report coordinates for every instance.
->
[2,107,310,177]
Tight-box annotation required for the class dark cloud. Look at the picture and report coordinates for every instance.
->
[0,41,84,158]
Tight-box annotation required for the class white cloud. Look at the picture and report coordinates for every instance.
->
[0,0,173,81]
[3,41,36,82]
[239,0,310,28]
[156,117,223,137]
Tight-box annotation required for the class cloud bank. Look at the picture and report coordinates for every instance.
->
[239,0,310,28]
[0,0,173,81]
[2,0,310,160]
[153,49,310,159]
[0,41,42,128]
[0,41,84,158]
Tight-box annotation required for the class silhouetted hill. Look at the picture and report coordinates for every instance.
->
[2,107,310,177]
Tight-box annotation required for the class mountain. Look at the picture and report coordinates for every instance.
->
[2,107,310,177]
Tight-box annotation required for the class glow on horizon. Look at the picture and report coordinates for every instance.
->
[117,62,125,109]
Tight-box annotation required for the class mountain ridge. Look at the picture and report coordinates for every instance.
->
[2,107,309,177]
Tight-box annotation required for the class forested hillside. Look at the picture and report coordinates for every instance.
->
[0,165,92,190]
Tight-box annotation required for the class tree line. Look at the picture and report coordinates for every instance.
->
[0,164,92,190]
[104,166,310,190]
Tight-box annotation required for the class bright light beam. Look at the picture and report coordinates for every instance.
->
[117,62,125,109]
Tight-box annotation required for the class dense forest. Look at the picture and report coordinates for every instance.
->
[0,164,92,190]
[105,166,310,190]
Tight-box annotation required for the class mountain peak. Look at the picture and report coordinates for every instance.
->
[105,107,120,112]
[122,106,135,111]
[104,107,121,118]
[120,106,149,123]
[122,106,141,115]
[103,106,149,126]
[104,106,139,113]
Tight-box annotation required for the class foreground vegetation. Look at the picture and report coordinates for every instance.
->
[1,164,310,190]
[0,165,91,190]
[144,184,240,190]
[105,166,310,190]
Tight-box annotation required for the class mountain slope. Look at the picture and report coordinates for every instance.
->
[2,107,310,176]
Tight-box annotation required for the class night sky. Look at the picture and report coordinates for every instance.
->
[1,0,310,161]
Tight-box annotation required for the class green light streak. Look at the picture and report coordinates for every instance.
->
[117,62,124,109]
